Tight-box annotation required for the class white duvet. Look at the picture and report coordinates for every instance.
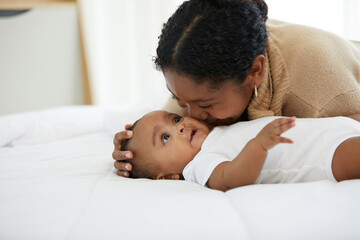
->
[1,103,360,240]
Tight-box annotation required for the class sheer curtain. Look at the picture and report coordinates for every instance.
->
[78,0,183,106]
[79,0,360,106]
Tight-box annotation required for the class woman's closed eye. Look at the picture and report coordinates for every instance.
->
[199,105,212,109]
[171,94,180,100]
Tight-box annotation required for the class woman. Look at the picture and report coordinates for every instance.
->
[113,0,360,177]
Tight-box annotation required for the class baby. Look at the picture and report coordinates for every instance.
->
[121,110,360,191]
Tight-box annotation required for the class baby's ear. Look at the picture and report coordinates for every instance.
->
[156,173,181,180]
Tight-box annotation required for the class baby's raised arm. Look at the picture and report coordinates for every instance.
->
[207,117,296,191]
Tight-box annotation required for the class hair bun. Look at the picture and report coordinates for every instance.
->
[254,0,268,20]
[210,0,268,20]
[215,0,232,6]
[203,0,233,8]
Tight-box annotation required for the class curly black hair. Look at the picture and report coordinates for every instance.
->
[154,0,268,87]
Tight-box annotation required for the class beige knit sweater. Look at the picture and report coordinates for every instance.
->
[164,19,360,120]
[248,19,360,120]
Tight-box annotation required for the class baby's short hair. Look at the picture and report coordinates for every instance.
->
[121,118,159,179]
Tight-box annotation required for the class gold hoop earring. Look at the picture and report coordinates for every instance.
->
[254,85,258,98]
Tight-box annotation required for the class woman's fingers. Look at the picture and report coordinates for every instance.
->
[124,124,133,130]
[112,150,133,161]
[117,170,130,177]
[112,127,134,178]
[113,130,133,146]
[114,160,132,171]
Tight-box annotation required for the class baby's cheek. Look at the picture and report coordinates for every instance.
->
[198,135,208,147]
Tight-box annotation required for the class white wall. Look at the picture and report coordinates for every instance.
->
[0,6,83,115]
[267,0,360,41]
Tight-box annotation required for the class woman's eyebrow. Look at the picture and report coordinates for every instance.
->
[166,86,180,100]
[166,86,215,103]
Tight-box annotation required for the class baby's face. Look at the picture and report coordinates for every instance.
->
[131,111,210,179]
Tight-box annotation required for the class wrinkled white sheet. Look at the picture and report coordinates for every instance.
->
[1,106,360,240]
[0,106,104,147]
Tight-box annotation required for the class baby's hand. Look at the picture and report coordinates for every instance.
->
[255,117,296,150]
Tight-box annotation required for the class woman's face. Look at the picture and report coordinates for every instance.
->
[164,70,253,126]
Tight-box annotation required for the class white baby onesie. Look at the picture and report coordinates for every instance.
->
[183,117,360,187]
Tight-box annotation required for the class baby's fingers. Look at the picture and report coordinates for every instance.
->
[274,117,296,134]
[277,136,294,144]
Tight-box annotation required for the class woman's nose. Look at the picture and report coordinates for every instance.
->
[187,104,207,120]
[177,99,187,108]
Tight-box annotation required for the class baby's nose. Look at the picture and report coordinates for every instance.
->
[177,117,191,135]
[178,126,184,134]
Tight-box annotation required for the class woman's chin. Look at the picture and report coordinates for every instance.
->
[208,118,236,126]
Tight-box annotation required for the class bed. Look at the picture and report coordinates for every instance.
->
[1,93,360,240]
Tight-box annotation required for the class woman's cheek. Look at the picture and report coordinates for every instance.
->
[177,100,186,108]
[208,109,224,119]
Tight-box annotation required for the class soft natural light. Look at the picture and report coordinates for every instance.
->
[267,0,360,41]
[80,0,360,106]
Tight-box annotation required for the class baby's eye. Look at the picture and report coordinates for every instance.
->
[174,118,181,124]
[162,134,170,144]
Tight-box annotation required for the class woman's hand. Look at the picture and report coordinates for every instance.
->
[113,124,133,177]
[255,117,296,150]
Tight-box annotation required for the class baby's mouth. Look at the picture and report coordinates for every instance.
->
[190,129,197,142]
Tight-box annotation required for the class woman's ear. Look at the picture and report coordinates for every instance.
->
[156,173,182,180]
[248,54,265,87]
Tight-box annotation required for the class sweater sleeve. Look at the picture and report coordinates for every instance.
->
[269,21,360,118]
[320,41,360,117]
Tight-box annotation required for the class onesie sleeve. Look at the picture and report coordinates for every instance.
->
[182,153,230,187]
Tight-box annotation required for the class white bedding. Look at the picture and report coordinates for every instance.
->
[1,104,360,240]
